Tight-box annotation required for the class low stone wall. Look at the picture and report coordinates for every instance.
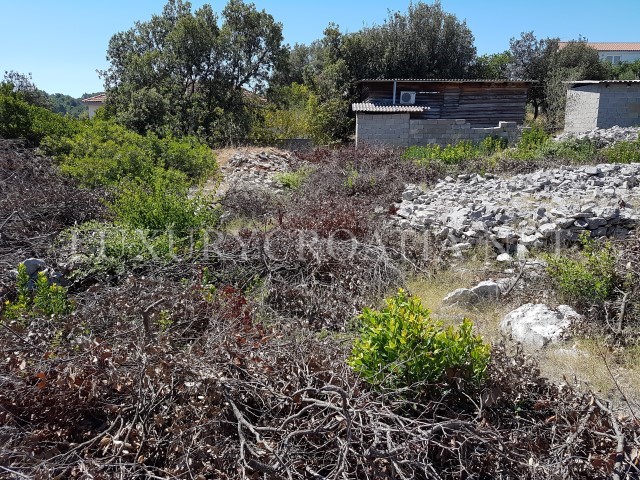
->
[355,113,522,148]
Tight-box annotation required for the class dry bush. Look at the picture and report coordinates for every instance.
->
[1,279,639,479]
[0,139,106,270]
[204,227,439,329]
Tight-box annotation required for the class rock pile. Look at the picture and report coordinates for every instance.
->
[554,125,640,148]
[224,150,298,192]
[394,163,639,255]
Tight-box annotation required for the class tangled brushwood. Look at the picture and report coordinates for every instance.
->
[1,277,639,479]
[2,140,640,479]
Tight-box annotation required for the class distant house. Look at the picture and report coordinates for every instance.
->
[81,93,106,119]
[558,42,640,65]
[353,79,532,148]
[564,80,640,133]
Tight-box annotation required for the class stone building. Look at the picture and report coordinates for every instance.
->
[564,80,640,133]
[352,79,532,148]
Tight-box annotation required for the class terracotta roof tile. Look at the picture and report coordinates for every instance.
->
[82,93,107,103]
[559,42,640,52]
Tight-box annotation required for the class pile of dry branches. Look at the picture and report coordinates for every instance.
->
[1,274,639,479]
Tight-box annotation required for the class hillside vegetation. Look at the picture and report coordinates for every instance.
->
[1,78,640,478]
[2,0,640,477]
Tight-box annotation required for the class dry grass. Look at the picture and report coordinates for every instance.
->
[406,258,515,343]
[409,252,640,417]
[540,340,640,415]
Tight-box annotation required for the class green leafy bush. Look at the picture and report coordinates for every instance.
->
[537,137,598,162]
[603,139,640,164]
[275,167,311,190]
[53,120,218,187]
[518,125,549,152]
[404,141,480,166]
[348,290,490,389]
[479,135,508,155]
[0,84,79,145]
[545,234,617,305]
[3,263,73,320]
[109,168,218,236]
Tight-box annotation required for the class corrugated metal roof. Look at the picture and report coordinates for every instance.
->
[559,42,640,52]
[565,80,640,85]
[356,78,534,84]
[82,93,107,103]
[352,103,429,113]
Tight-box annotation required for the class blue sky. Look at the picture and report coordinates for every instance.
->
[1,0,639,97]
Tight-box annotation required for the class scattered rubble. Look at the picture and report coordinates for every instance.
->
[394,162,639,256]
[554,125,640,148]
[221,150,302,193]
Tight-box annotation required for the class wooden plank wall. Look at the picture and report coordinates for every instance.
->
[359,81,529,126]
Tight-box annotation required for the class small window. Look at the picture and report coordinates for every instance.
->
[606,55,621,65]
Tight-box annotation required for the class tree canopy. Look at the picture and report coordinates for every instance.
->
[101,0,286,144]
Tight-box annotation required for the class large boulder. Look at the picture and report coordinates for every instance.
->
[500,303,581,349]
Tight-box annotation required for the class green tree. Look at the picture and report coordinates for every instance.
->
[3,71,52,110]
[508,32,558,119]
[101,0,286,145]
[270,1,476,143]
[608,59,640,80]
[472,51,512,79]
[544,39,608,129]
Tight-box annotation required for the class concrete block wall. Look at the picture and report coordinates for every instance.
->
[355,113,522,148]
[565,83,640,133]
[409,119,520,147]
[597,84,640,129]
[355,113,410,147]
[564,88,600,133]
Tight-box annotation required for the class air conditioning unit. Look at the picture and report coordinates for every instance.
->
[399,91,416,105]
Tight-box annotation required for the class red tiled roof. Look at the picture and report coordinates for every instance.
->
[558,42,640,52]
[81,93,107,103]
[352,103,429,113]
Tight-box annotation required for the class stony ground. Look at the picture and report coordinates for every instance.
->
[395,162,639,258]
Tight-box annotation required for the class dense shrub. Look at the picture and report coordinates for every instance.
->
[545,234,617,306]
[0,84,79,145]
[349,290,490,390]
[109,168,218,236]
[403,141,481,166]
[530,137,598,162]
[52,120,218,187]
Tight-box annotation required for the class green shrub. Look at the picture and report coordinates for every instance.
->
[404,141,480,166]
[158,135,218,182]
[348,290,490,390]
[537,138,598,162]
[275,167,311,190]
[0,84,79,145]
[55,120,218,187]
[517,125,549,152]
[3,263,73,320]
[603,139,640,164]
[545,234,617,305]
[109,168,218,236]
[479,135,508,155]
